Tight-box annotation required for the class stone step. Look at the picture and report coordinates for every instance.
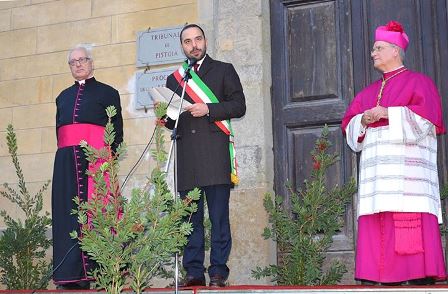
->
[5,285,448,294]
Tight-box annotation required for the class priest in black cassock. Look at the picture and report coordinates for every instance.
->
[51,44,123,290]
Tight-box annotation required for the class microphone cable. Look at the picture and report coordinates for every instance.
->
[30,242,78,294]
[120,127,156,192]
[120,77,183,192]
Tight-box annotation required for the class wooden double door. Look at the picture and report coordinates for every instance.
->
[270,0,448,282]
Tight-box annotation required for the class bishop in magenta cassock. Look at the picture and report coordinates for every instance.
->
[342,21,446,285]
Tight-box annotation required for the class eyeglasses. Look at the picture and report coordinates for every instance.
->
[68,57,91,66]
[371,45,395,54]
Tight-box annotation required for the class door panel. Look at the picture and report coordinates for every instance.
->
[289,2,338,102]
[270,0,355,268]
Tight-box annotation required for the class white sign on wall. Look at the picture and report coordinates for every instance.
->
[136,26,186,67]
[135,67,177,109]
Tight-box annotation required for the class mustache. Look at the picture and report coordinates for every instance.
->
[190,48,202,54]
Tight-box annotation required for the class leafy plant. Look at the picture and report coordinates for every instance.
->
[70,105,199,294]
[439,184,448,236]
[157,204,212,285]
[0,124,52,290]
[252,125,356,285]
[151,105,213,285]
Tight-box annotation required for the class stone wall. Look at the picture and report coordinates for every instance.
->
[0,0,196,229]
[0,0,275,287]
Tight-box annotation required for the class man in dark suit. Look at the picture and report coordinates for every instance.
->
[164,24,246,287]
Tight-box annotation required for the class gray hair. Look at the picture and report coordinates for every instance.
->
[391,44,406,62]
[67,43,94,62]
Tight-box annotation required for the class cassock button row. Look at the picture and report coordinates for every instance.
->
[191,129,196,134]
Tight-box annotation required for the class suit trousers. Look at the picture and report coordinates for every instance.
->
[180,184,231,279]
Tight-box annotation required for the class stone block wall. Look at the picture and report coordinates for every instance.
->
[0,0,197,224]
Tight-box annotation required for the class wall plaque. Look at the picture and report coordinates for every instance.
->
[136,26,185,66]
[135,67,177,109]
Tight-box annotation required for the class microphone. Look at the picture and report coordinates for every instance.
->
[186,58,197,71]
[183,58,197,81]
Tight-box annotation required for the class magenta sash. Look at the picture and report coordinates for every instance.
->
[58,124,106,150]
[58,124,107,205]
[58,124,122,233]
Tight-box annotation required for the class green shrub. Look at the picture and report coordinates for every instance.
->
[0,124,52,290]
[252,125,356,285]
[70,105,199,294]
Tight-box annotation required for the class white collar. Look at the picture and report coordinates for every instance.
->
[383,65,405,74]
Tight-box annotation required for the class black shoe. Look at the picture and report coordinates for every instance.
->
[56,281,90,290]
[360,279,379,286]
[179,275,206,287]
[381,281,403,286]
[407,277,435,285]
[209,274,227,287]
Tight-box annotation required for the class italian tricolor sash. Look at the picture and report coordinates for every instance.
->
[173,62,239,185]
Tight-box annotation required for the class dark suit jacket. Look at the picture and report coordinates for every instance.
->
[166,55,246,191]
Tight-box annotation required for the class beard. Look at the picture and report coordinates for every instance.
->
[186,47,206,62]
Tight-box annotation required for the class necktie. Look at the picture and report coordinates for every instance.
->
[193,63,199,73]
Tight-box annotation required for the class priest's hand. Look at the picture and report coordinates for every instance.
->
[370,106,388,121]
[361,111,373,127]
[186,103,209,117]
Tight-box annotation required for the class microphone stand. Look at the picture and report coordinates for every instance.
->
[164,62,194,294]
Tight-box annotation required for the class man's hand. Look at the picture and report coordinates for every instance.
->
[361,106,388,127]
[369,106,388,121]
[361,111,373,127]
[186,103,209,117]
